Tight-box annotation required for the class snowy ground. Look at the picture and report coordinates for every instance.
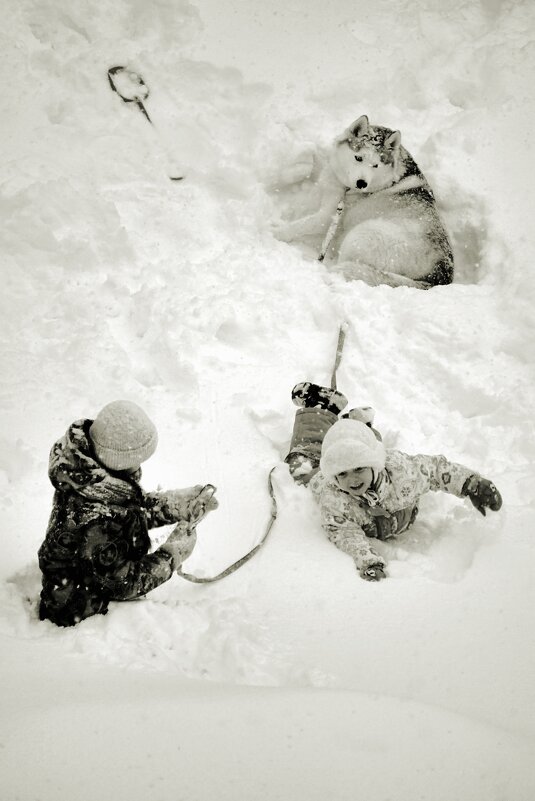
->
[1,0,535,799]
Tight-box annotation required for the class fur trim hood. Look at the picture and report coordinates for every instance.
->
[48,419,142,506]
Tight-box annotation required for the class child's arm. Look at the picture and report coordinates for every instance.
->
[323,513,386,580]
[400,453,502,514]
[314,481,386,580]
[143,486,216,528]
[80,525,176,600]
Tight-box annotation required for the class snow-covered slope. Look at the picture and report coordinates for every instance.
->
[1,1,534,799]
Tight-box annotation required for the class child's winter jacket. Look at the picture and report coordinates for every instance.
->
[38,419,199,627]
[310,450,477,575]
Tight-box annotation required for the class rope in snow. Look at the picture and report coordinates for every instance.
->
[176,467,278,584]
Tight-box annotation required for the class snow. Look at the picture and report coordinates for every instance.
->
[1,0,535,798]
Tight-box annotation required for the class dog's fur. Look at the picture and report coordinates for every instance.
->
[278,115,454,289]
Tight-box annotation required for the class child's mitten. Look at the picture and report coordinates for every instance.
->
[164,485,218,523]
[360,564,386,581]
[188,485,218,525]
[161,522,197,567]
[462,475,502,516]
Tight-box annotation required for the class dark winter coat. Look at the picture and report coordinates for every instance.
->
[38,419,185,627]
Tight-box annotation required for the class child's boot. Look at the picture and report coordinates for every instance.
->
[341,406,382,441]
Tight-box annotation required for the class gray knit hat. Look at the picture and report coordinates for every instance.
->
[89,400,158,471]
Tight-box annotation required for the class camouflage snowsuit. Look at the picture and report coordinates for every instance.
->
[38,419,199,627]
[310,450,478,574]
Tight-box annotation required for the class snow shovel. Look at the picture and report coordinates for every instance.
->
[107,65,184,182]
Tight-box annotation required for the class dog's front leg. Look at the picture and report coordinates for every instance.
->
[272,169,343,244]
[329,260,431,290]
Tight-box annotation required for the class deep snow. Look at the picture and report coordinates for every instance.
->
[1,0,535,799]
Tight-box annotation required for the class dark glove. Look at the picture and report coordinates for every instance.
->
[462,475,502,516]
[360,564,387,581]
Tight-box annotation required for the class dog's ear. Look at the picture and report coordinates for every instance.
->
[385,130,401,151]
[348,115,369,139]
[335,115,369,145]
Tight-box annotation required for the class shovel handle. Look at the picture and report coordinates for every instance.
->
[331,323,348,390]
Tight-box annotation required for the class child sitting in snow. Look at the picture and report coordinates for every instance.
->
[285,384,502,581]
[38,400,218,626]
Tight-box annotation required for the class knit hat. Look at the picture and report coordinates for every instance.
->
[319,418,386,480]
[89,400,158,471]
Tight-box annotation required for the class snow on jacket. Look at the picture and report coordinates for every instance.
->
[310,450,478,574]
[38,419,200,627]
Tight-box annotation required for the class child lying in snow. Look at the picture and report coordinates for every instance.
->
[285,385,502,581]
[38,400,218,626]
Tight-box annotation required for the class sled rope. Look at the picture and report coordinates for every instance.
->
[331,322,348,390]
[107,66,184,181]
[176,467,278,584]
[318,188,348,261]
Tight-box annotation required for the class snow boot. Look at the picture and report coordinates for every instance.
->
[291,381,348,414]
[341,406,382,441]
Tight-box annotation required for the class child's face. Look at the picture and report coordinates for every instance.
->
[336,467,373,497]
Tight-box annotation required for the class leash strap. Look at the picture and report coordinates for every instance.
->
[176,467,278,584]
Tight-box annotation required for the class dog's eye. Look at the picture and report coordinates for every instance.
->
[354,156,363,162]
[372,164,379,168]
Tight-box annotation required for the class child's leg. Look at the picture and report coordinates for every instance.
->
[285,382,348,485]
[286,407,339,484]
[285,382,382,484]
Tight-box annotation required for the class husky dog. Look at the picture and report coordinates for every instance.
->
[277,115,454,289]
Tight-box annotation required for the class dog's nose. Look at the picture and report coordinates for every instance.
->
[356,179,367,189]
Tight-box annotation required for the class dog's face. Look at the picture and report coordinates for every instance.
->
[330,115,402,193]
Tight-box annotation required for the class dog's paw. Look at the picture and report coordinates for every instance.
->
[271,220,297,243]
[277,163,313,186]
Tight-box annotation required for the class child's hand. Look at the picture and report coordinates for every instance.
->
[164,486,204,518]
[161,524,197,566]
[463,476,502,516]
[360,564,386,581]
[189,485,218,524]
